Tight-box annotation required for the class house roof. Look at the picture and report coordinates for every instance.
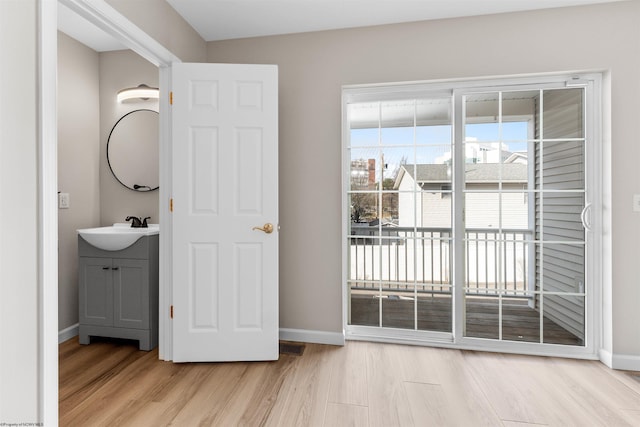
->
[396,163,527,187]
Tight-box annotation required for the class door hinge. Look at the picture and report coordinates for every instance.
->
[170,305,174,319]
[170,91,173,105]
[170,198,173,212]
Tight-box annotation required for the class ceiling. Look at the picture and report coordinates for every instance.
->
[166,0,624,42]
[58,0,624,52]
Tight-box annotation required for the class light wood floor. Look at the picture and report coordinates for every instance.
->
[60,337,640,426]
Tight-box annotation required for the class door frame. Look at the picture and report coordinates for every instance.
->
[43,0,180,423]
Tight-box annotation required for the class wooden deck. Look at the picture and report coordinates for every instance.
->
[350,294,583,346]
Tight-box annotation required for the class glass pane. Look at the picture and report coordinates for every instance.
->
[465,92,499,142]
[501,191,529,229]
[350,127,379,148]
[502,91,538,137]
[465,233,500,294]
[381,290,415,330]
[417,289,452,332]
[380,192,399,224]
[502,296,541,344]
[536,243,585,293]
[381,100,415,146]
[465,192,501,229]
[541,294,585,346]
[539,140,585,190]
[539,194,586,242]
[465,295,499,339]
[500,233,533,296]
[349,102,379,147]
[349,148,378,191]
[416,235,452,287]
[349,286,380,327]
[416,125,452,145]
[416,98,451,132]
[465,189,529,230]
[419,191,452,228]
[381,146,416,188]
[542,88,584,139]
[349,193,378,224]
[415,144,453,168]
[347,237,378,283]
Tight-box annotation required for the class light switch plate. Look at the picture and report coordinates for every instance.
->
[59,192,70,209]
[633,194,640,212]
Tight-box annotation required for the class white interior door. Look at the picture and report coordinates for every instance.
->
[171,63,278,362]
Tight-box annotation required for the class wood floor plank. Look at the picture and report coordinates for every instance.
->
[461,352,548,425]
[463,351,630,426]
[327,341,368,407]
[324,402,369,427]
[423,349,503,426]
[365,343,414,427]
[403,382,450,425]
[504,355,621,426]
[264,344,335,427]
[169,362,249,426]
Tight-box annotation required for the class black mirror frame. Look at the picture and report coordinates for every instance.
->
[106,108,159,192]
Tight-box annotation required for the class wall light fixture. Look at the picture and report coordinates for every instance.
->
[117,84,159,103]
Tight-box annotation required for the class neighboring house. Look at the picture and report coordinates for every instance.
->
[394,162,529,229]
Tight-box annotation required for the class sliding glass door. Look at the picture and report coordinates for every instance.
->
[347,96,454,334]
[343,74,600,355]
[459,87,587,346]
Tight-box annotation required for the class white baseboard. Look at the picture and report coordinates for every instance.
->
[58,323,79,343]
[599,348,640,371]
[279,328,345,346]
[612,353,640,371]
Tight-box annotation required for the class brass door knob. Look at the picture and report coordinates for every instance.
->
[252,223,274,234]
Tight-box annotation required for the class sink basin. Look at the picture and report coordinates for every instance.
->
[77,223,159,251]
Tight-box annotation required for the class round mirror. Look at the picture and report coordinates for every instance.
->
[107,109,159,191]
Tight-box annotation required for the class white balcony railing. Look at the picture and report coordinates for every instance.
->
[348,225,532,297]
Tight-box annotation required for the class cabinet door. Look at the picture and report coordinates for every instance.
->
[79,257,113,326]
[113,259,149,329]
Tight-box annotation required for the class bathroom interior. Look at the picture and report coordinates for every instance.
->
[57,5,161,344]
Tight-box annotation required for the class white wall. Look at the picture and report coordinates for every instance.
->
[0,0,40,421]
[57,32,101,332]
[205,0,640,358]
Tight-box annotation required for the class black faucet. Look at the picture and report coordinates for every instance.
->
[125,216,143,228]
[141,217,151,228]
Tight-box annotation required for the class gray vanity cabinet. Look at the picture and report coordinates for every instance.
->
[78,234,158,351]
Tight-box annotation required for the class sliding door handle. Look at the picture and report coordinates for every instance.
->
[580,203,592,231]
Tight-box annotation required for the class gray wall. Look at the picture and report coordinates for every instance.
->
[57,32,101,332]
[205,1,640,356]
[99,50,159,226]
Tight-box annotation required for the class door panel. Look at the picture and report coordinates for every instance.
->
[172,63,278,362]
